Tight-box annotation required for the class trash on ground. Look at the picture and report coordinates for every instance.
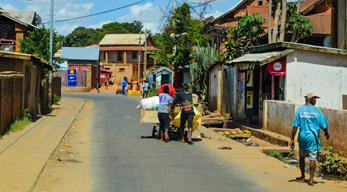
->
[63,144,71,148]
[284,164,289,168]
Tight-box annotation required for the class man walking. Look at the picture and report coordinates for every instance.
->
[121,77,128,96]
[290,91,329,186]
[173,83,195,145]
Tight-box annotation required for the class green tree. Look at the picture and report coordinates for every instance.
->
[20,26,61,71]
[286,2,313,42]
[221,13,265,61]
[64,21,143,47]
[154,3,211,69]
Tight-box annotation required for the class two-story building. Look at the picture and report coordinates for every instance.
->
[98,34,159,83]
[0,9,41,52]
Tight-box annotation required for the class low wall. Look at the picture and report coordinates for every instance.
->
[264,100,347,157]
[0,72,24,134]
[61,87,90,93]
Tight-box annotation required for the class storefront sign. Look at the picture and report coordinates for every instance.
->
[67,69,77,87]
[246,70,253,87]
[267,60,286,75]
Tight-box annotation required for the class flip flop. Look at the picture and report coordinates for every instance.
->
[295,177,305,183]
[188,140,194,145]
[179,139,185,143]
[308,182,315,186]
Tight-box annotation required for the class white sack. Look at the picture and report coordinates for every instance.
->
[136,96,159,111]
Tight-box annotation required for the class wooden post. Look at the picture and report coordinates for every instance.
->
[12,78,15,120]
[105,51,109,63]
[268,0,272,44]
[338,0,346,49]
[123,51,127,64]
[138,32,142,81]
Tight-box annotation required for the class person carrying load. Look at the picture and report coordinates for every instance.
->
[172,83,195,145]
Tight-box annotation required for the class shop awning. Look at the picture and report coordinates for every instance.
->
[225,49,295,66]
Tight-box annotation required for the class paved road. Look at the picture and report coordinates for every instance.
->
[63,93,269,192]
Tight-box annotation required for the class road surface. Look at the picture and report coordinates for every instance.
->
[63,92,269,192]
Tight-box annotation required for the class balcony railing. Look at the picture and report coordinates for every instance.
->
[0,39,16,52]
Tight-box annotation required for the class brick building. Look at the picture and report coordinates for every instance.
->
[0,9,41,52]
[98,34,159,83]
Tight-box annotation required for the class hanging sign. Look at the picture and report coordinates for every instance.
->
[246,91,253,109]
[267,60,286,75]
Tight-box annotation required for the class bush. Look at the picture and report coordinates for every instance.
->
[149,87,158,97]
[53,93,61,104]
[317,146,347,179]
[267,151,285,162]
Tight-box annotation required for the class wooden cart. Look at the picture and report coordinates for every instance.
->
[140,110,187,139]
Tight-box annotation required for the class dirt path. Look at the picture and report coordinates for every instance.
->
[33,100,93,192]
[195,127,347,192]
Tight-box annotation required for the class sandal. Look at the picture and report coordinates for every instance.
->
[295,177,305,183]
[188,140,194,145]
[179,139,185,143]
[307,182,315,186]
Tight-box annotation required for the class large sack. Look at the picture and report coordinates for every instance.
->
[158,84,175,97]
[137,96,159,111]
[172,106,202,132]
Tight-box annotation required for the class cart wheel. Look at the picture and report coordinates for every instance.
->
[152,126,157,138]
[184,130,188,141]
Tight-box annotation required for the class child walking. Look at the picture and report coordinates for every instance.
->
[158,85,173,143]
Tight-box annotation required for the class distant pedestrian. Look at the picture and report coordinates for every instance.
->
[109,76,113,85]
[136,82,140,91]
[130,79,133,91]
[158,85,173,143]
[105,74,108,90]
[121,77,128,96]
[143,79,149,98]
[291,91,329,186]
[96,78,100,93]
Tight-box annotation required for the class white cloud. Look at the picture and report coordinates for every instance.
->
[89,20,112,29]
[0,3,18,10]
[55,23,80,36]
[205,10,223,18]
[117,2,163,33]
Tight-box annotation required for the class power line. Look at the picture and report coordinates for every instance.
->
[42,0,149,24]
[155,0,171,34]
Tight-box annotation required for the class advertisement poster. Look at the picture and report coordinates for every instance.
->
[67,69,77,87]
[246,70,253,87]
[237,72,245,113]
[246,91,253,109]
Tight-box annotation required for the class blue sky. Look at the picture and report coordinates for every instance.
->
[0,0,237,36]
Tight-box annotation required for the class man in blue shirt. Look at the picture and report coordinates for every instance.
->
[121,77,128,96]
[290,91,329,186]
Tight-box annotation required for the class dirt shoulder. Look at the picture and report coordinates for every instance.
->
[195,126,347,192]
[33,100,93,192]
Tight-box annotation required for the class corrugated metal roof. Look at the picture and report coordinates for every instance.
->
[5,10,36,25]
[226,49,295,65]
[99,34,148,45]
[100,46,160,51]
[0,10,36,28]
[61,47,100,61]
[153,67,172,75]
[303,12,331,35]
[212,0,247,23]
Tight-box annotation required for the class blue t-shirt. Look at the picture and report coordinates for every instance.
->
[143,82,149,92]
[293,105,329,151]
[121,80,128,87]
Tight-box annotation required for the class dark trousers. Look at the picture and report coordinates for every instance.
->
[143,91,149,98]
[180,113,194,129]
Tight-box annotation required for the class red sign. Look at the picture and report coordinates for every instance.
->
[267,60,286,75]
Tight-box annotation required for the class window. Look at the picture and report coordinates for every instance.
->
[105,68,110,70]
[117,52,123,62]
[119,68,125,72]
[258,0,263,5]
[132,51,137,59]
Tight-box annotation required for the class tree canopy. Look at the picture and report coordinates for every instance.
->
[20,26,62,71]
[153,3,211,69]
[64,21,143,47]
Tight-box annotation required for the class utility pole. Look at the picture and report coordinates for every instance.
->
[49,0,54,106]
[173,0,176,11]
[144,29,147,78]
[138,31,141,82]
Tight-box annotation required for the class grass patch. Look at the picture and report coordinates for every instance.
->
[8,117,31,133]
[8,108,32,133]
[267,151,285,162]
[53,93,61,105]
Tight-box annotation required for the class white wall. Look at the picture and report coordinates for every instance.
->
[285,50,347,110]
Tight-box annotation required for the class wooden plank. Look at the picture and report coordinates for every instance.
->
[140,110,159,123]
